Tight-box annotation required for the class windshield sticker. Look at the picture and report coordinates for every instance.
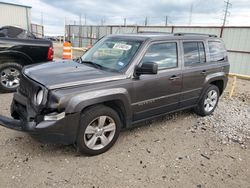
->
[118,61,124,66]
[113,43,132,51]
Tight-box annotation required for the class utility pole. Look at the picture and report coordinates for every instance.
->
[188,3,193,25]
[84,14,87,25]
[145,16,148,26]
[165,16,168,26]
[222,0,232,26]
[101,18,105,25]
[64,17,66,43]
[79,14,82,47]
[41,12,43,26]
[124,18,127,26]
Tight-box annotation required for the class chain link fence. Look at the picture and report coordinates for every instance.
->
[31,23,44,38]
[65,25,250,76]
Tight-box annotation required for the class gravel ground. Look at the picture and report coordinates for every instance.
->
[0,77,250,187]
[197,95,250,148]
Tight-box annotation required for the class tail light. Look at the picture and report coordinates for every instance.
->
[47,46,54,61]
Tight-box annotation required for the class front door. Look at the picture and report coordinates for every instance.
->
[132,41,182,121]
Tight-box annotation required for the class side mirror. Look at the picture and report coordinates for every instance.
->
[135,62,158,77]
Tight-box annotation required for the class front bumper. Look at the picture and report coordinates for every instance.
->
[0,93,80,144]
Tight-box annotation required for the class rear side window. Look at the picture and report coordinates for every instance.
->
[208,41,226,62]
[183,42,206,66]
[141,42,178,70]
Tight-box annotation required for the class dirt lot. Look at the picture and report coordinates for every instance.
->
[0,75,250,187]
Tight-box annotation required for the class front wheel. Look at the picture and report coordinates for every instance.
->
[194,85,220,116]
[0,62,22,92]
[76,105,122,155]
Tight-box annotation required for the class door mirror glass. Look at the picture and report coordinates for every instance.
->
[135,62,158,76]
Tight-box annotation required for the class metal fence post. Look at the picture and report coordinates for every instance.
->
[90,25,93,45]
[171,26,174,33]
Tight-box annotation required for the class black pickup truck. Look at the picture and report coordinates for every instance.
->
[0,26,53,92]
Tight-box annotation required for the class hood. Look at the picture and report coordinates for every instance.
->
[24,60,126,89]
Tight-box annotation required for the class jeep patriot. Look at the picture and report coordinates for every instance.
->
[0,33,230,155]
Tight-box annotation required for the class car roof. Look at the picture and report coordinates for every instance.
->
[107,32,220,41]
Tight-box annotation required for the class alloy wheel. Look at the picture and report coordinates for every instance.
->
[0,68,20,89]
[204,90,218,113]
[84,116,116,150]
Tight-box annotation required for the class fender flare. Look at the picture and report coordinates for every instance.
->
[65,88,132,120]
[198,72,227,101]
[205,72,227,88]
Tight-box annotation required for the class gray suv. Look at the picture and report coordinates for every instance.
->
[0,33,230,155]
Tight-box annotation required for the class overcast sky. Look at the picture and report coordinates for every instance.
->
[2,0,250,35]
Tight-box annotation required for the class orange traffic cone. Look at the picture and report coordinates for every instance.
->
[63,41,72,59]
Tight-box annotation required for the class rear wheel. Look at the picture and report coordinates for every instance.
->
[194,85,220,116]
[0,62,22,92]
[76,105,122,155]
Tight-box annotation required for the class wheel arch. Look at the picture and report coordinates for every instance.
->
[205,72,227,96]
[209,80,224,95]
[65,88,132,128]
[0,51,33,65]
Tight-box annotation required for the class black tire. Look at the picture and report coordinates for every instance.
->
[76,105,122,156]
[194,84,220,117]
[0,62,22,92]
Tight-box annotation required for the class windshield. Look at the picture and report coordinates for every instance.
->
[81,38,142,72]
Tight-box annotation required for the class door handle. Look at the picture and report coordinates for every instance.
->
[169,75,180,81]
[200,70,207,75]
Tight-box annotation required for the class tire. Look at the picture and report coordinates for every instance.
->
[194,84,220,117]
[76,105,122,155]
[0,62,22,92]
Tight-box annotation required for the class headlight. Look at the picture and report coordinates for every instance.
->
[35,89,44,105]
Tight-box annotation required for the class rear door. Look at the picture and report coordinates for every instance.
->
[180,39,226,108]
[132,40,182,121]
[180,40,208,107]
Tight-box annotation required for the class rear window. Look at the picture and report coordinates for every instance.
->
[183,42,206,66]
[208,41,226,62]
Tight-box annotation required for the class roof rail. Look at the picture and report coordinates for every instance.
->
[174,33,217,37]
[138,31,171,34]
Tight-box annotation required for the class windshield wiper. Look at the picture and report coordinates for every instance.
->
[81,60,103,69]
[73,57,83,63]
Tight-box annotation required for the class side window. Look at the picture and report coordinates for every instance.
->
[208,41,226,62]
[141,42,178,70]
[183,42,206,66]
